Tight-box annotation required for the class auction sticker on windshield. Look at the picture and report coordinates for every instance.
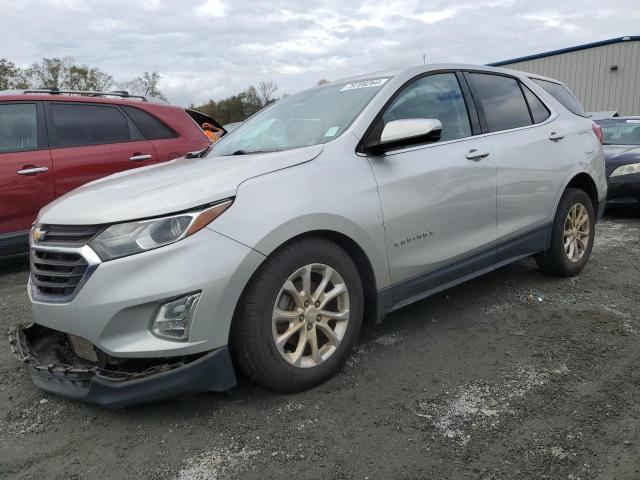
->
[340,78,389,91]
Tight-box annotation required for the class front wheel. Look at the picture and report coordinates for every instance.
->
[536,188,595,277]
[230,237,364,392]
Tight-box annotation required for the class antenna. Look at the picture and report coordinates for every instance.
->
[422,53,426,65]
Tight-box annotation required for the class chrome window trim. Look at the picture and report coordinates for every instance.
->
[358,111,560,158]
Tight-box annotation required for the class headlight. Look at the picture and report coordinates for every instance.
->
[611,163,640,177]
[89,199,233,260]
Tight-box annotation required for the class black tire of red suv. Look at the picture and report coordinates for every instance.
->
[536,188,595,277]
[230,237,364,393]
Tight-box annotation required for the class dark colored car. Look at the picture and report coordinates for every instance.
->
[0,89,223,256]
[596,117,640,210]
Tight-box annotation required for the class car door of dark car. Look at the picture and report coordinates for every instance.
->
[45,102,159,197]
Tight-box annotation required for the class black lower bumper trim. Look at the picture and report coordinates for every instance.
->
[10,324,237,408]
[606,178,640,208]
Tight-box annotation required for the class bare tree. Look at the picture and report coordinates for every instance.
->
[120,71,166,100]
[66,65,114,91]
[28,57,74,88]
[317,79,330,86]
[258,80,278,105]
[0,59,29,90]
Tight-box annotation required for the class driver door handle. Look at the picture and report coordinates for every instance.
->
[466,149,490,161]
[129,154,152,162]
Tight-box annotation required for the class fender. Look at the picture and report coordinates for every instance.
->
[211,212,390,291]
[550,160,606,222]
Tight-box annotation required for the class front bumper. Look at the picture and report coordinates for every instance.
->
[606,172,640,207]
[9,323,236,408]
[29,227,264,357]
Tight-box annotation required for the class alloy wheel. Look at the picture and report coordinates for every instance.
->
[563,203,590,263]
[272,263,350,368]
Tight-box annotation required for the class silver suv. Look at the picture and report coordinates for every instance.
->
[11,65,606,407]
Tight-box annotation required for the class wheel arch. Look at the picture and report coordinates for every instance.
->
[565,172,599,214]
[235,229,381,325]
[277,230,380,324]
[552,171,600,221]
[225,225,383,329]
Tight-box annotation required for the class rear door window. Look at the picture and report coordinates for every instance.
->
[468,73,532,133]
[531,79,587,117]
[522,85,551,124]
[121,106,176,140]
[0,103,38,153]
[50,103,131,147]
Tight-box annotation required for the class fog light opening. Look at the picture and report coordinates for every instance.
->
[151,292,201,342]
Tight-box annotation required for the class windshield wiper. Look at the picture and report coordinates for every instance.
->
[185,144,214,159]
[223,149,282,156]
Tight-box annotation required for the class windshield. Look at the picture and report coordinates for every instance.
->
[596,119,640,146]
[211,78,390,156]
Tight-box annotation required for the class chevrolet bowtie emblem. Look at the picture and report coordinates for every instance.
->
[32,227,46,242]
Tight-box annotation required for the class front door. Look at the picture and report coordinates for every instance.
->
[0,102,54,240]
[366,72,497,286]
[46,102,158,196]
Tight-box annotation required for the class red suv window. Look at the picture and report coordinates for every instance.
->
[121,106,176,140]
[50,103,132,147]
[0,103,39,153]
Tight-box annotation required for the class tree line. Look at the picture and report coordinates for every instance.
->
[0,57,166,100]
[190,80,280,125]
[0,57,333,126]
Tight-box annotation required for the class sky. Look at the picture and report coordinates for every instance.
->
[1,0,638,106]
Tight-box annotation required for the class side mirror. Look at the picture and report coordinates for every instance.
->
[365,118,443,155]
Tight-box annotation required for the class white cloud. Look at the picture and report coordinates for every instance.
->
[418,9,457,24]
[197,0,226,17]
[2,0,638,106]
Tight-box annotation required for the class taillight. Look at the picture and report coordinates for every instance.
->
[592,123,603,144]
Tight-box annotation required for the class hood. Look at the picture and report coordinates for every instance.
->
[39,145,324,225]
[603,145,640,162]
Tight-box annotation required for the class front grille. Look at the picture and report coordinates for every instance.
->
[38,224,103,246]
[31,249,88,297]
[67,334,98,363]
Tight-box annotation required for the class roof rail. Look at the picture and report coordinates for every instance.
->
[22,88,148,102]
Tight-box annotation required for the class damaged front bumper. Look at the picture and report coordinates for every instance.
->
[9,323,237,408]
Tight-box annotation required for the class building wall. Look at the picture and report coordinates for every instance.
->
[499,40,640,116]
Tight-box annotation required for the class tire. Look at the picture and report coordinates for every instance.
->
[230,237,364,392]
[536,188,595,277]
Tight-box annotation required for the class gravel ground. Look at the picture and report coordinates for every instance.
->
[1,212,639,480]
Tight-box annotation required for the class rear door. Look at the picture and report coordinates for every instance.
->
[121,105,202,161]
[465,72,571,257]
[46,102,158,196]
[0,102,54,238]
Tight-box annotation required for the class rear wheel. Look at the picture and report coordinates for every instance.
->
[230,237,363,392]
[536,188,595,276]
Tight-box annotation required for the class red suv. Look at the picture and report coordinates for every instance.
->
[0,89,221,256]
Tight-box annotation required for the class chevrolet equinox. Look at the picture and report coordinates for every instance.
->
[10,65,606,407]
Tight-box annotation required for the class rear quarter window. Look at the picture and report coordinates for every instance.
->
[121,106,176,140]
[521,85,551,124]
[531,79,587,117]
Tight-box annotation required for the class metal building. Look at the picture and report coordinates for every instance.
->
[489,36,640,116]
